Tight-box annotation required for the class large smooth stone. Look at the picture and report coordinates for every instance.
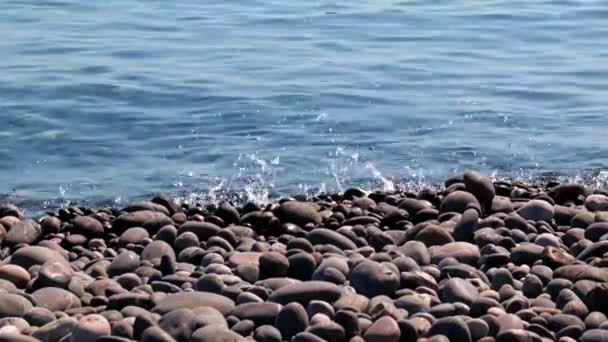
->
[276,201,321,227]
[585,194,608,212]
[113,210,170,233]
[0,294,33,318]
[349,261,399,297]
[396,241,431,265]
[581,329,608,342]
[415,225,454,247]
[191,306,228,329]
[463,171,496,205]
[32,287,81,312]
[510,243,544,265]
[586,283,608,315]
[37,260,73,288]
[549,183,587,205]
[440,191,480,214]
[0,265,30,288]
[232,302,282,326]
[158,308,196,342]
[275,302,309,340]
[70,315,112,342]
[429,317,472,342]
[190,325,243,342]
[307,229,357,250]
[32,317,78,342]
[4,220,42,246]
[517,200,554,222]
[269,281,341,306]
[429,242,480,266]
[151,292,235,316]
[108,251,140,277]
[453,208,480,242]
[140,240,176,266]
[11,246,69,270]
[139,326,176,342]
[554,265,608,283]
[363,316,400,342]
[177,221,221,242]
[72,216,104,238]
[119,227,150,246]
[440,278,479,306]
[577,241,608,261]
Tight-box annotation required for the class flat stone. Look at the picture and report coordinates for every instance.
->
[429,242,480,266]
[152,292,235,316]
[269,281,341,306]
[307,228,357,250]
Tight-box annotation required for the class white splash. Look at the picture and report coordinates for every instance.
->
[366,162,395,192]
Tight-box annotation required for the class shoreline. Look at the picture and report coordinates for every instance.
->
[0,171,606,341]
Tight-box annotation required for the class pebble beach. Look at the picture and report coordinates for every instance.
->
[0,171,606,341]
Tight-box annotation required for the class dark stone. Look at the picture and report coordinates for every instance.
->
[108,250,140,277]
[516,200,554,222]
[259,252,289,278]
[24,307,55,327]
[440,278,478,306]
[275,302,308,340]
[158,308,196,342]
[428,317,472,342]
[349,261,400,297]
[232,302,281,326]
[31,317,78,342]
[440,191,481,214]
[335,310,359,339]
[510,243,544,266]
[254,325,282,342]
[585,222,608,242]
[308,228,357,250]
[113,210,170,234]
[580,329,608,342]
[463,171,496,206]
[292,332,327,342]
[454,208,479,242]
[415,224,454,247]
[231,319,255,337]
[177,221,221,242]
[269,281,341,306]
[307,322,345,342]
[276,201,321,227]
[139,326,177,342]
[549,183,586,205]
[495,329,542,342]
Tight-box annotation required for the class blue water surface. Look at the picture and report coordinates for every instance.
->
[1,0,608,208]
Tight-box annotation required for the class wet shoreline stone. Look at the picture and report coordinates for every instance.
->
[0,173,606,341]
